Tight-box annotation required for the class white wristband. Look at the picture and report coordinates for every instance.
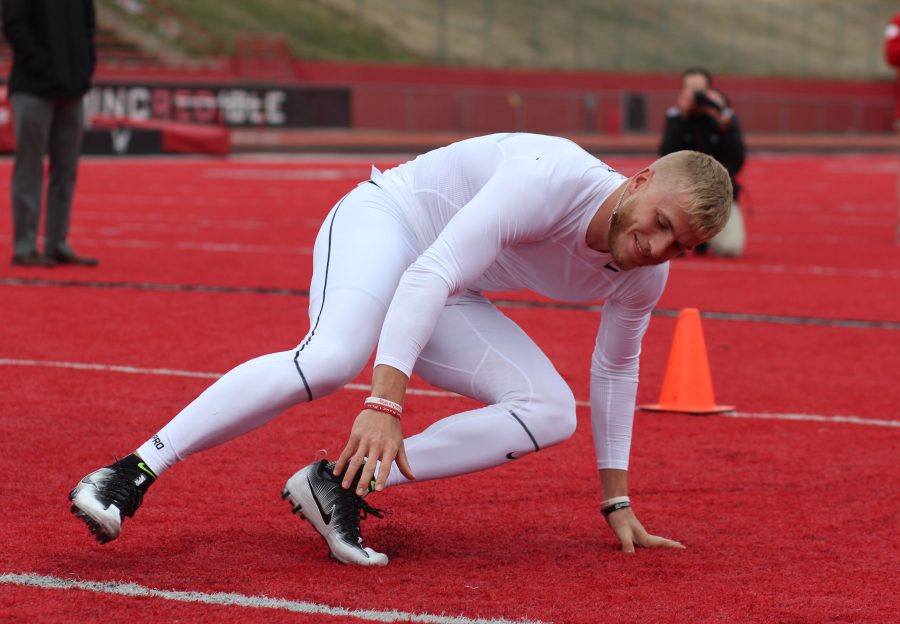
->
[601,496,630,507]
[365,396,402,414]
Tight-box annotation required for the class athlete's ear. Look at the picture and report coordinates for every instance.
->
[631,167,654,190]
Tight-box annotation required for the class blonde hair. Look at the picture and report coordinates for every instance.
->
[650,151,733,240]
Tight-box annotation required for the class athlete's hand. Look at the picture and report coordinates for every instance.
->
[604,507,685,553]
[334,409,415,495]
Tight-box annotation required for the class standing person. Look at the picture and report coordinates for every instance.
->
[660,68,746,257]
[3,0,99,267]
[69,133,731,565]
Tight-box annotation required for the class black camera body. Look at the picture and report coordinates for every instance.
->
[693,90,722,111]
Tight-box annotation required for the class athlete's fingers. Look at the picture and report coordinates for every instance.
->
[334,435,359,477]
[612,519,636,553]
[609,526,636,553]
[372,448,396,493]
[637,533,686,550]
[656,537,685,549]
[394,443,415,482]
[357,447,382,495]
[630,524,650,547]
[342,452,367,490]
[623,516,684,550]
[606,511,636,553]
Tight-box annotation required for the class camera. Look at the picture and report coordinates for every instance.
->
[693,90,722,111]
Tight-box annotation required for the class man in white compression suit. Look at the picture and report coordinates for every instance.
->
[70,133,732,566]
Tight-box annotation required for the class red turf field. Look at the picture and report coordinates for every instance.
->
[1,152,898,623]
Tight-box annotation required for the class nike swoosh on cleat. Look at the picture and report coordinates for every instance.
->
[308,476,333,524]
[506,452,522,460]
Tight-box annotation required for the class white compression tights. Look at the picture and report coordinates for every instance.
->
[136,183,577,485]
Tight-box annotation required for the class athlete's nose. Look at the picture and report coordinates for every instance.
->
[648,231,671,259]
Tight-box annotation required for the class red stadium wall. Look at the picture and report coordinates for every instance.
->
[0,59,894,135]
[288,60,895,135]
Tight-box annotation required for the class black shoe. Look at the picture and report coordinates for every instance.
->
[282,459,388,565]
[11,253,56,267]
[69,459,155,543]
[49,251,99,266]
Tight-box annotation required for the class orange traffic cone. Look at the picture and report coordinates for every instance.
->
[639,308,734,414]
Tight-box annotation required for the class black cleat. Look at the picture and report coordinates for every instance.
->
[69,460,155,543]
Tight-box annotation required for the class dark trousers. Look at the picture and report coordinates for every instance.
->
[10,93,85,258]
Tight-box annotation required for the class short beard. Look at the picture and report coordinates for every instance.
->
[607,196,635,269]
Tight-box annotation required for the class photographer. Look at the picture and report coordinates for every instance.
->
[660,68,746,256]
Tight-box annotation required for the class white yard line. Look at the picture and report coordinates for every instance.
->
[2,358,897,428]
[0,573,546,624]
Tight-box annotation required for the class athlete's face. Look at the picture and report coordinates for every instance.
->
[608,173,702,270]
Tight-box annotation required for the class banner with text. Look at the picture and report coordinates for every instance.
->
[85,82,351,128]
